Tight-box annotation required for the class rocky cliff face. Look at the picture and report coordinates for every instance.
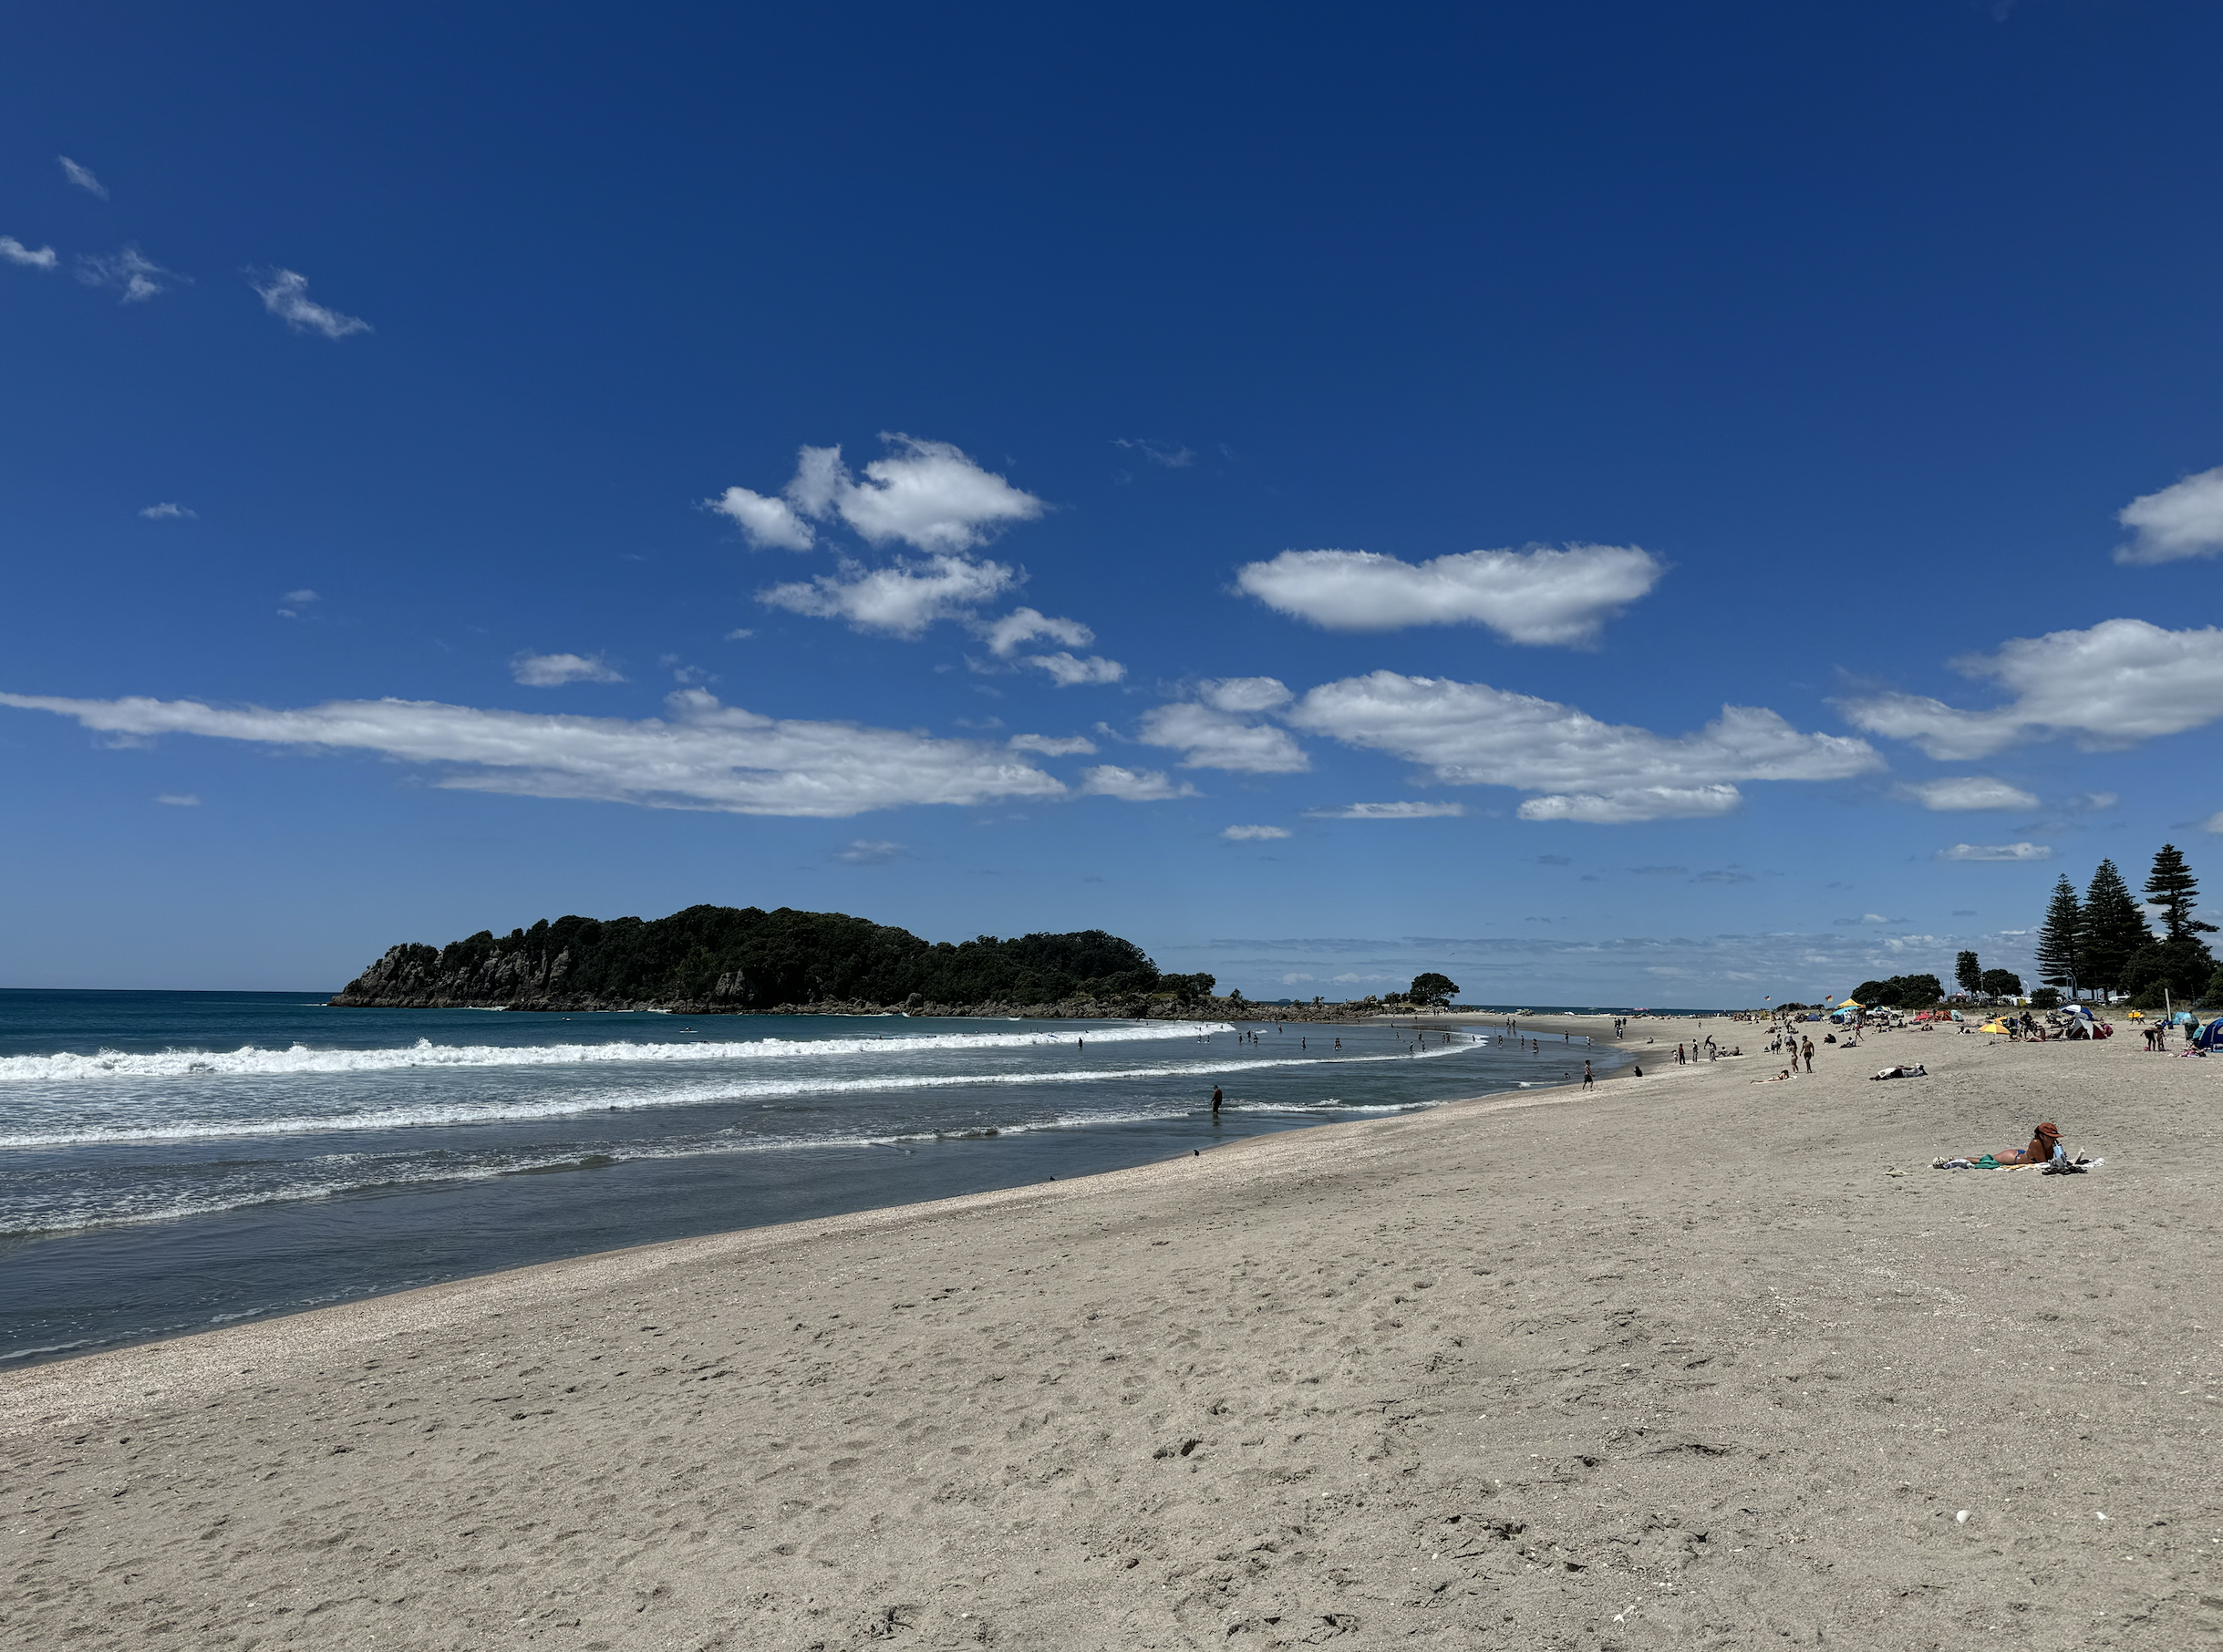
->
[327,943,599,1009]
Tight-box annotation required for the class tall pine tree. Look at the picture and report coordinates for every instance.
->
[2080,859,2153,1001]
[1955,950,1981,995]
[2033,874,2083,995]
[2145,843,2217,941]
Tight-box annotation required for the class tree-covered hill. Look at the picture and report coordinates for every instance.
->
[328,903,1216,1013]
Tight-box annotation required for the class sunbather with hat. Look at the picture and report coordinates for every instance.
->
[1934,1120,2064,1171]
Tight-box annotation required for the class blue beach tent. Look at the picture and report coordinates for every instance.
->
[2197,1017,2223,1050]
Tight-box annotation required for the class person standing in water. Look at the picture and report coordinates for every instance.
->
[1211,1085,1223,1118]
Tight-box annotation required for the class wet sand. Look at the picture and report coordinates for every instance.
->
[5,1014,2219,1649]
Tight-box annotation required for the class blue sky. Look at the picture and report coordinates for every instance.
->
[6,2,2223,1004]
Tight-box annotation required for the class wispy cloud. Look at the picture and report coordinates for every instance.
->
[1288,671,1877,822]
[250,269,371,338]
[1893,776,2040,811]
[1303,801,1467,820]
[1,236,58,270]
[284,589,320,605]
[76,246,182,303]
[154,792,199,807]
[980,606,1092,657]
[834,839,905,864]
[58,156,107,198]
[1138,678,1308,774]
[1222,824,1290,841]
[0,687,1076,818]
[1079,764,1198,801]
[2114,466,2223,565]
[711,435,1045,553]
[1936,841,2052,862]
[511,652,626,687]
[1113,437,1194,469]
[760,554,1016,636]
[1842,619,2223,759]
[1020,651,1125,687]
[1008,733,1097,757]
[139,501,195,520]
[1236,543,1664,646]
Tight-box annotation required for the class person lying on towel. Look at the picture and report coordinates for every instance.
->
[1943,1121,2063,1169]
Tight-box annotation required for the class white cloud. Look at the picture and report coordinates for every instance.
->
[2114,467,2223,564]
[1079,764,1197,801]
[284,588,320,605]
[0,687,1070,818]
[2203,811,2223,835]
[2066,790,2117,812]
[1138,696,1308,774]
[722,435,1045,555]
[708,486,815,551]
[1,236,57,270]
[1303,801,1468,820]
[1841,619,2223,759]
[724,628,756,641]
[1288,671,1877,822]
[838,436,1042,548]
[1199,676,1293,715]
[139,502,195,520]
[1235,543,1664,646]
[980,606,1092,656]
[512,652,626,687]
[1021,651,1125,687]
[1514,787,1742,824]
[834,840,904,864]
[1936,841,2053,862]
[760,554,1016,636]
[1008,733,1097,757]
[251,269,371,339]
[154,793,199,807]
[1222,824,1290,841]
[58,156,107,198]
[76,246,181,304]
[1894,776,2040,811]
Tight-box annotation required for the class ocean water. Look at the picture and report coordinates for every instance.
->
[0,990,1628,1366]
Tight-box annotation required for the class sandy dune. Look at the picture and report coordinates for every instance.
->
[5,1016,2220,1649]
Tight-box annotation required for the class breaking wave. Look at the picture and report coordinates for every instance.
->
[0,1021,1237,1085]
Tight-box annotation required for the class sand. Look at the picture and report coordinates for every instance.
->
[5,1014,2221,1650]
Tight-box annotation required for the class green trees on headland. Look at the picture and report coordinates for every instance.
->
[331,904,1196,1011]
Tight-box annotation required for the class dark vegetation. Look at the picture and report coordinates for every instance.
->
[331,903,1217,1011]
[2033,844,2223,1008]
[1848,973,1948,1010]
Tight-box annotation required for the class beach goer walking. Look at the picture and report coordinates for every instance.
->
[1210,1085,1223,1118]
[1676,1043,1686,1065]
[1801,1038,1815,1073]
[1582,1060,1594,1089]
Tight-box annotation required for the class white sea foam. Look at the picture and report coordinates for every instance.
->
[0,1044,1468,1147]
[0,1086,1453,1238]
[0,1021,1236,1085]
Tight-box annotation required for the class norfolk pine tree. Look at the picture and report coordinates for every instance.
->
[2079,859,2152,1001]
[2033,875,2083,996]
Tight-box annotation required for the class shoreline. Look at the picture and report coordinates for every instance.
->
[1,1015,1645,1375]
[17,1013,2198,1647]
